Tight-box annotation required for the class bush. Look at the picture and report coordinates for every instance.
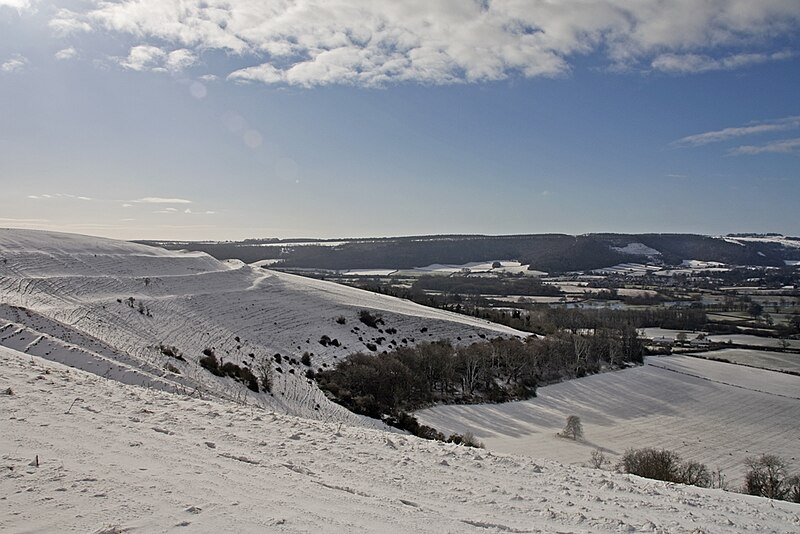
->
[590,450,609,469]
[744,454,796,501]
[164,362,181,374]
[448,432,484,448]
[199,353,222,376]
[358,310,384,328]
[159,344,185,361]
[301,352,312,366]
[335,316,347,325]
[219,361,259,392]
[618,448,710,487]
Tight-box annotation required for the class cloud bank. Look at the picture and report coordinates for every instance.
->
[48,0,800,87]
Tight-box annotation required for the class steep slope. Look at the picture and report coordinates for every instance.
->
[2,347,798,533]
[0,229,527,423]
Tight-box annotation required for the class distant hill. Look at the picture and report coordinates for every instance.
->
[139,233,800,273]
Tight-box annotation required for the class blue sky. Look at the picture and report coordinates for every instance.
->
[1,1,799,240]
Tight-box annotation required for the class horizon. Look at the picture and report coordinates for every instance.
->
[2,1,799,241]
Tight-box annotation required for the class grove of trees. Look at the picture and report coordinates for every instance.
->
[316,330,644,437]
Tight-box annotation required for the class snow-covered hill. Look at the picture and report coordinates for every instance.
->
[418,355,800,487]
[0,229,526,422]
[2,347,798,533]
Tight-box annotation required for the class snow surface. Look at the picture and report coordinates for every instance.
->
[693,348,800,373]
[611,243,662,257]
[3,347,799,533]
[705,334,800,350]
[593,263,662,276]
[418,356,800,487]
[0,229,526,424]
[722,235,800,249]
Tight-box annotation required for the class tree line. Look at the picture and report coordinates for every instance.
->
[316,329,644,438]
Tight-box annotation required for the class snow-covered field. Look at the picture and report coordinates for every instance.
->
[694,348,800,373]
[0,229,526,423]
[3,347,799,534]
[418,356,800,488]
[705,334,800,350]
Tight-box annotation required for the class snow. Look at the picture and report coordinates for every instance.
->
[337,269,399,276]
[406,260,540,276]
[0,229,526,424]
[3,229,800,532]
[693,348,800,373]
[593,263,662,276]
[418,355,800,488]
[722,235,800,249]
[611,243,661,257]
[3,347,799,533]
[681,259,727,268]
[705,334,800,350]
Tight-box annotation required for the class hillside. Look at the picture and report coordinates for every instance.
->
[141,233,800,273]
[2,346,799,533]
[0,229,526,423]
[418,355,800,487]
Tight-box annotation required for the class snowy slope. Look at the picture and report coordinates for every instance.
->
[2,347,798,534]
[0,229,527,423]
[418,355,800,488]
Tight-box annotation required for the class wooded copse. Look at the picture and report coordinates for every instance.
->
[316,327,644,438]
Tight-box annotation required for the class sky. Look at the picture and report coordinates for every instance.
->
[1,0,799,241]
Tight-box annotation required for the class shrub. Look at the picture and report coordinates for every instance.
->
[358,310,384,328]
[202,348,215,358]
[744,454,793,500]
[301,352,312,366]
[199,353,222,376]
[159,344,185,361]
[590,449,608,469]
[618,448,710,487]
[448,432,484,448]
[164,362,181,374]
[335,316,347,325]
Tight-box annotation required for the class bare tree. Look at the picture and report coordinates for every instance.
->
[745,454,789,500]
[562,415,583,440]
[254,355,274,393]
[590,449,608,469]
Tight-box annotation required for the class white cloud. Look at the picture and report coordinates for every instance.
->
[120,45,165,71]
[46,0,800,87]
[0,1,34,13]
[119,45,196,72]
[729,138,800,155]
[165,49,197,71]
[55,47,78,61]
[674,116,800,147]
[26,193,94,201]
[48,9,92,35]
[1,54,28,73]
[651,50,793,74]
[135,197,193,204]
